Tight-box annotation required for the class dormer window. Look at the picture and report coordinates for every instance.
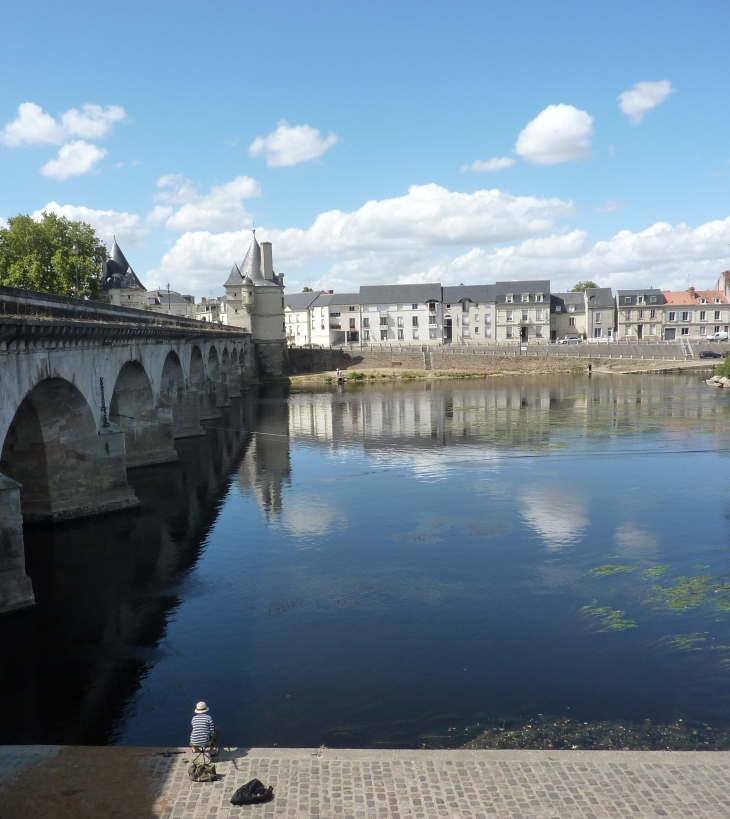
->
[555,305,562,312]
[521,294,529,303]
[638,295,645,304]
[568,304,575,312]
[624,296,631,304]
[715,298,722,304]
[650,296,657,303]
[506,294,513,303]
[535,293,543,302]
[699,298,707,304]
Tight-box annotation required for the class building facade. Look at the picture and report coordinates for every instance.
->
[551,292,586,340]
[584,287,615,339]
[359,283,443,345]
[494,280,551,343]
[285,291,324,346]
[615,289,664,339]
[660,286,729,340]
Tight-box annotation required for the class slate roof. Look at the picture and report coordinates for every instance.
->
[146,289,195,305]
[494,280,550,303]
[359,283,443,304]
[616,288,663,306]
[240,235,264,283]
[552,292,585,313]
[285,291,324,311]
[101,239,146,291]
[224,263,241,287]
[585,287,614,309]
[442,284,496,303]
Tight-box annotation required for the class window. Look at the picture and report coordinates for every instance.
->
[485,313,491,324]
[650,309,656,319]
[668,311,676,321]
[397,316,404,327]
[429,328,438,339]
[555,305,562,312]
[650,296,657,304]
[536,309,543,321]
[638,310,643,319]
[462,301,469,312]
[506,327,513,338]
[681,311,691,321]
[649,324,656,335]
[536,293,543,303]
[380,329,387,341]
[681,327,689,335]
[715,325,721,333]
[594,328,602,338]
[715,310,722,320]
[474,326,479,335]
[568,304,575,312]
[569,317,576,326]
[624,296,631,304]
[700,311,707,321]
[699,298,707,304]
[595,312,601,323]
[364,329,370,341]
[700,325,707,335]
[715,298,722,304]
[349,306,356,311]
[506,309,513,321]
[412,303,418,310]
[282,298,285,308]
[412,316,419,327]
[638,295,644,304]
[282,322,285,331]
[474,313,480,322]
[380,316,388,326]
[506,294,513,303]
[363,317,370,328]
[522,311,528,321]
[429,315,437,325]
[626,309,632,320]
[349,319,356,329]
[535,326,543,338]
[396,304,403,310]
[625,325,632,335]
[296,326,300,336]
[521,294,529,303]
[412,329,419,340]
[397,328,404,340]
[485,327,492,338]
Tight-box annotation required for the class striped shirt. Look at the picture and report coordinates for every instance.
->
[190,713,215,746]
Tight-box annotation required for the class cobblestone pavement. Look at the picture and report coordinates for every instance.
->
[0,744,62,786]
[138,747,730,819]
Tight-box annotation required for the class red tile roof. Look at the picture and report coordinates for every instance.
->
[661,289,728,305]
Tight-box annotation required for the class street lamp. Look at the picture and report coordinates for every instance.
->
[71,244,79,298]
[166,283,171,314]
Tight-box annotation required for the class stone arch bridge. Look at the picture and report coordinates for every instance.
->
[0,287,260,615]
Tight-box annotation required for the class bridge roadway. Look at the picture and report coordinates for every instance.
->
[0,286,263,615]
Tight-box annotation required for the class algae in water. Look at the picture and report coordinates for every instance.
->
[581,600,637,632]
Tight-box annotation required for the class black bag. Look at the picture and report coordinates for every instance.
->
[230,778,274,805]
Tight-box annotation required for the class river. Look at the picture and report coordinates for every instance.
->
[2,374,730,748]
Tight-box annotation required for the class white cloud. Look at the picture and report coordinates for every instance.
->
[146,205,173,225]
[515,104,594,164]
[594,199,625,213]
[249,120,339,167]
[40,140,107,180]
[155,174,261,231]
[32,202,148,247]
[618,80,674,124]
[0,102,126,146]
[520,488,589,550]
[148,183,574,290]
[461,156,515,173]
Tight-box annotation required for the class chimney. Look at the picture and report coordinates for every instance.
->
[328,290,334,295]
[688,285,696,299]
[201,297,207,303]
[261,241,274,281]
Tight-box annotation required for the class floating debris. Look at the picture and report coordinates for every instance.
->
[462,715,730,751]
[581,600,637,632]
[590,564,636,577]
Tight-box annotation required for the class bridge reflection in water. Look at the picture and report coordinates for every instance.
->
[0,386,289,745]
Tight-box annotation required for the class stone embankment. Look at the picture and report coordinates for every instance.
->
[2,745,730,819]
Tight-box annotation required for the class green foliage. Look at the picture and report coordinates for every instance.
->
[581,600,637,631]
[346,371,365,380]
[302,286,313,292]
[715,357,730,377]
[0,212,107,298]
[645,575,713,612]
[590,564,636,576]
[571,280,598,292]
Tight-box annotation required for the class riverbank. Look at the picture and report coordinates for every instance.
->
[2,745,730,818]
[289,357,715,386]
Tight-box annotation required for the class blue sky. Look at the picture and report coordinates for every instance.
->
[1,0,729,296]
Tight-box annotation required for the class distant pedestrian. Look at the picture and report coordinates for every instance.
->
[190,701,220,756]
[336,367,342,379]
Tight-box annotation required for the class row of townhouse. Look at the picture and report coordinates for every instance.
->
[284,272,730,346]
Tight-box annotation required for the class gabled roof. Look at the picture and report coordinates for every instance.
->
[360,282,442,304]
[662,289,729,305]
[552,292,585,313]
[327,291,360,306]
[585,287,614,309]
[442,284,496,303]
[285,291,324,311]
[494,280,550,303]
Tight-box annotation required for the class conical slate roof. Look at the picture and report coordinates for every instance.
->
[242,274,254,286]
[224,263,242,287]
[101,238,146,291]
[240,233,264,283]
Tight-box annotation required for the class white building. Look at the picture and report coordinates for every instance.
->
[494,280,551,343]
[660,286,730,340]
[359,283,443,345]
[285,291,324,346]
[309,292,361,346]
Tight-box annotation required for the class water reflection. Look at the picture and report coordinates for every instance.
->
[2,374,730,748]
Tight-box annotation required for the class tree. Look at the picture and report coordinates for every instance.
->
[302,286,313,292]
[0,212,107,299]
[571,281,597,292]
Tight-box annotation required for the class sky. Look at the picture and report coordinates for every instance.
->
[1,0,730,297]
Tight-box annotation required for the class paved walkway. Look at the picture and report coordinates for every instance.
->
[3,746,730,818]
[141,747,730,819]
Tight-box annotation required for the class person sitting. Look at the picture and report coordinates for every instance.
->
[190,701,220,757]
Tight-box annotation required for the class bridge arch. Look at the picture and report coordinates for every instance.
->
[160,350,186,402]
[0,377,137,520]
[189,346,206,389]
[207,345,220,381]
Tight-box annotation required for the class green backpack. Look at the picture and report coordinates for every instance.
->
[188,762,217,782]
